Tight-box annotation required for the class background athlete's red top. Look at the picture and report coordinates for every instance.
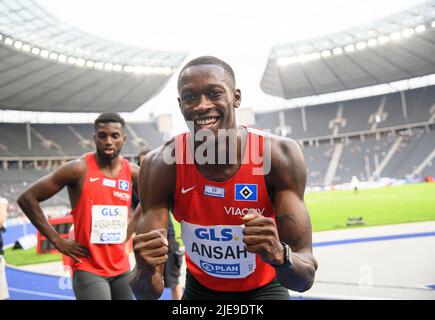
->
[173,128,277,292]
[70,153,131,277]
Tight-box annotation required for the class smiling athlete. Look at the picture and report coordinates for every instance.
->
[18,112,139,300]
[130,56,318,300]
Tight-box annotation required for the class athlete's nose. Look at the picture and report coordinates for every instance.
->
[194,94,212,113]
[104,136,114,146]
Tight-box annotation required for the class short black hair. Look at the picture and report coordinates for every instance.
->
[177,56,236,90]
[94,112,125,130]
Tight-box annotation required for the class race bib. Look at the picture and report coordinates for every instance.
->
[181,221,256,279]
[90,205,128,244]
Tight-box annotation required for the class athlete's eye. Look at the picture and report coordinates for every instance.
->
[208,90,222,99]
[182,94,196,103]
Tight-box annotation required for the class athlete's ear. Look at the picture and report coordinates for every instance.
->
[121,126,127,142]
[233,89,241,109]
[177,97,181,109]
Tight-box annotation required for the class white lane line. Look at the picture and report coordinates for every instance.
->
[290,291,394,300]
[9,287,75,300]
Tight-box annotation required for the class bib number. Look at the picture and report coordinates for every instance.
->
[90,205,128,244]
[182,221,256,279]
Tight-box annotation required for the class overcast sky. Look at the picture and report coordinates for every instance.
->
[34,0,426,132]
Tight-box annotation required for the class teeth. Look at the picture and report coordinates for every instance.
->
[196,117,218,126]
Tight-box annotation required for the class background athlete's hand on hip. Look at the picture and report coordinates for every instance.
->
[54,238,90,263]
[242,209,285,266]
[133,229,168,273]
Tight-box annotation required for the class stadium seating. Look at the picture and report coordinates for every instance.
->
[0,121,164,210]
[0,121,164,158]
[255,85,435,187]
[0,167,69,207]
[1,86,434,191]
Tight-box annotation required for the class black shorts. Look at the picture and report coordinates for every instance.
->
[182,270,290,300]
[163,235,183,288]
[72,270,134,300]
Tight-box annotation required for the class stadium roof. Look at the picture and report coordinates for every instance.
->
[261,1,435,100]
[0,0,187,112]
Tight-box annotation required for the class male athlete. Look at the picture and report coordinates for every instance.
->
[18,112,139,300]
[130,56,318,300]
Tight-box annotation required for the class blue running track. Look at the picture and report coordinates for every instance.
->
[4,223,435,300]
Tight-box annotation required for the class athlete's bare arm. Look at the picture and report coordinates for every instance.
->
[242,135,317,292]
[129,141,175,300]
[127,163,140,239]
[17,159,90,263]
[127,204,141,240]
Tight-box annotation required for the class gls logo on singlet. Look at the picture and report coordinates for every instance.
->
[194,228,236,241]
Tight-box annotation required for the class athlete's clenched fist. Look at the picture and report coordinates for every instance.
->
[242,209,285,267]
[133,228,168,271]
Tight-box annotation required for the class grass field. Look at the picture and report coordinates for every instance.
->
[6,182,434,266]
[171,182,435,235]
[4,246,62,266]
[307,182,435,231]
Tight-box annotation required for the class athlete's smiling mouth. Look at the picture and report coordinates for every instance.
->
[195,116,219,126]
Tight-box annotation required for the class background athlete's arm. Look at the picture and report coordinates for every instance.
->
[243,136,318,292]
[129,145,174,300]
[17,160,90,262]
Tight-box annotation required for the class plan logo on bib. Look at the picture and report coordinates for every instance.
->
[200,260,240,276]
[234,184,257,202]
[118,180,129,191]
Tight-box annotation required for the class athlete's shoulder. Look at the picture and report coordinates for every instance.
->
[50,155,87,184]
[139,138,176,195]
[260,131,306,195]
[150,136,176,163]
[141,138,176,176]
[271,134,303,162]
[248,127,303,161]
[64,156,87,174]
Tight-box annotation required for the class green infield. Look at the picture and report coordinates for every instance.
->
[4,246,62,266]
[172,183,435,236]
[306,182,435,231]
